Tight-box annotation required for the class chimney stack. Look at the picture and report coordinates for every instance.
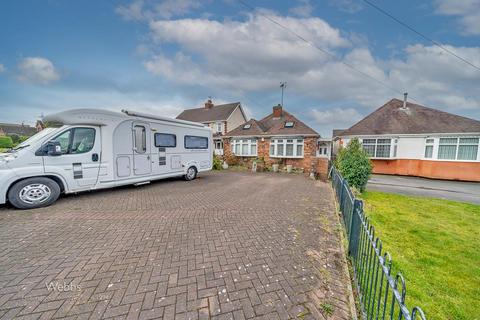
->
[273,104,283,118]
[205,99,214,109]
[403,92,408,109]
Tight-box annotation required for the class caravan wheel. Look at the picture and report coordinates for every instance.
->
[184,166,197,181]
[8,177,61,210]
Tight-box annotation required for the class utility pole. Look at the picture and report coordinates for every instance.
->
[280,82,286,106]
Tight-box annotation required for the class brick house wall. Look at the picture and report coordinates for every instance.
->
[222,137,329,178]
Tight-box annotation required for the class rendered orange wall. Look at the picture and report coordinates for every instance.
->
[372,159,480,182]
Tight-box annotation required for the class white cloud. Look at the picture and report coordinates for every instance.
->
[116,0,202,21]
[435,0,480,35]
[0,64,5,73]
[17,57,60,84]
[290,0,314,18]
[141,11,480,116]
[145,13,351,93]
[310,107,363,132]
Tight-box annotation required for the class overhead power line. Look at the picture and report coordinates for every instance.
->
[237,0,418,102]
[362,0,480,72]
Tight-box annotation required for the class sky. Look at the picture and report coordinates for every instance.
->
[0,0,479,137]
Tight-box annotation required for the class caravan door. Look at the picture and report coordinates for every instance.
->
[132,123,152,176]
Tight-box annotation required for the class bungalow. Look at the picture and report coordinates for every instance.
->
[176,99,248,155]
[333,96,480,182]
[223,104,328,177]
[0,122,37,137]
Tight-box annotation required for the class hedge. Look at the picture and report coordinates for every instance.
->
[0,136,13,148]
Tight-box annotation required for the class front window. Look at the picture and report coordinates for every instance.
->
[458,138,479,160]
[438,137,479,160]
[361,138,391,158]
[51,127,96,154]
[216,122,222,133]
[232,138,257,156]
[270,138,304,158]
[13,127,57,151]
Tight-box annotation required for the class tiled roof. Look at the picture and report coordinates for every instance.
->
[226,108,319,137]
[340,99,480,136]
[332,129,345,138]
[176,102,240,122]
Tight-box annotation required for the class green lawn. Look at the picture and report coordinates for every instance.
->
[361,191,480,320]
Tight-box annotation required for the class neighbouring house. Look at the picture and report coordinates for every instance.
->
[333,96,480,182]
[0,122,37,137]
[176,99,247,155]
[223,104,328,177]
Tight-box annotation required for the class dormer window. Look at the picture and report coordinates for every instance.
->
[284,121,294,128]
[243,124,252,129]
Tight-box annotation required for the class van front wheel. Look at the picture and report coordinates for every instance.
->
[184,166,197,181]
[8,177,61,210]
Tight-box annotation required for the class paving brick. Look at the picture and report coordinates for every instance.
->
[0,171,353,319]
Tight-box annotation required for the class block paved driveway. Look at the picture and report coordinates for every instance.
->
[0,171,353,320]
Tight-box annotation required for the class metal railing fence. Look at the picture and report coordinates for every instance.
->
[330,167,427,320]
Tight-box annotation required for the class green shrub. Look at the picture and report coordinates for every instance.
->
[0,136,13,149]
[9,134,29,146]
[335,138,372,192]
[212,154,223,170]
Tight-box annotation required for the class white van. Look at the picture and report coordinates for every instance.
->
[0,109,213,209]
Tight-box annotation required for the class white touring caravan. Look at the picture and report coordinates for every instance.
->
[0,109,213,209]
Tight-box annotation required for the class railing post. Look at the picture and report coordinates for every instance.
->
[348,199,362,256]
[339,178,346,212]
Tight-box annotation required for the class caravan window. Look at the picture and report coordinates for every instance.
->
[134,125,146,153]
[155,133,176,148]
[185,135,208,149]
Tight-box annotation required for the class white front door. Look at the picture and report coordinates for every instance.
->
[214,140,224,155]
[132,122,152,176]
[43,126,101,190]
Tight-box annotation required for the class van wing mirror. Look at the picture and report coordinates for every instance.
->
[47,141,62,156]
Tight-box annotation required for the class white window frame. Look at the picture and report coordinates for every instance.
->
[424,138,435,159]
[436,137,479,161]
[361,138,392,159]
[231,138,257,157]
[270,138,304,158]
[216,122,222,133]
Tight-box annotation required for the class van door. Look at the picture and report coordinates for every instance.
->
[132,123,152,176]
[43,126,101,190]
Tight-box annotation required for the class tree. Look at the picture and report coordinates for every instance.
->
[335,138,373,192]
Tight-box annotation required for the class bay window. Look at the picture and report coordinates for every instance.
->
[270,138,304,158]
[231,139,257,156]
[438,137,479,160]
[424,138,434,158]
[458,138,479,160]
[362,138,391,158]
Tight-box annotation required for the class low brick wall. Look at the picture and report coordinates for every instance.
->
[372,159,480,182]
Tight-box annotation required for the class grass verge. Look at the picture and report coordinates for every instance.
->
[361,191,480,320]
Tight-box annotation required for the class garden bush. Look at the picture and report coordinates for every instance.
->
[9,134,29,146]
[212,154,223,170]
[335,138,372,192]
[0,136,13,149]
